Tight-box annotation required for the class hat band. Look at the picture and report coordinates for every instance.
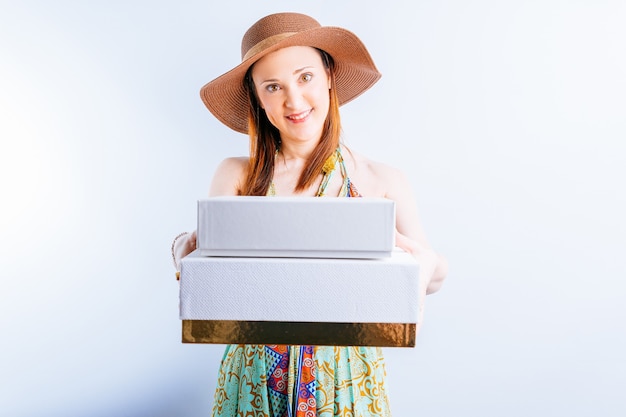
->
[242,32,297,61]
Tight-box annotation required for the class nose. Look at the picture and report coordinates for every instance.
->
[283,85,304,110]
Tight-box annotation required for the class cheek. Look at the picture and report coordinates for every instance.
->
[258,93,281,112]
[257,96,274,117]
[312,88,331,111]
[255,86,275,110]
[261,102,282,125]
[256,94,267,110]
[262,100,277,115]
[314,79,331,101]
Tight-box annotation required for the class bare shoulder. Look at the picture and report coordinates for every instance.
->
[215,156,248,173]
[209,156,249,196]
[343,146,426,244]
[342,147,410,197]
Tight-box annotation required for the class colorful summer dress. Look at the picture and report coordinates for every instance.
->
[211,149,392,417]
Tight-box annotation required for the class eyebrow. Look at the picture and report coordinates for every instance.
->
[293,66,315,75]
[259,66,316,85]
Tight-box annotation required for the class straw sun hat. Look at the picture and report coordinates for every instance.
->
[200,12,382,134]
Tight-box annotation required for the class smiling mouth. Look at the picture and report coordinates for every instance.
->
[286,109,312,121]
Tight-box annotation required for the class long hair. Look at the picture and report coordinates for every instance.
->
[238,49,341,196]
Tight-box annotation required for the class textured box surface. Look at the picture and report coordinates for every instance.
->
[196,196,395,258]
[179,249,420,346]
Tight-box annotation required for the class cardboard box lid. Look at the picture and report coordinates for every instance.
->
[179,249,420,324]
[196,196,395,258]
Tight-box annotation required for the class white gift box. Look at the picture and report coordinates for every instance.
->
[196,196,395,258]
[179,249,421,347]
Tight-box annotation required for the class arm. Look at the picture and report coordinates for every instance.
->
[171,157,248,270]
[208,157,248,197]
[382,165,448,294]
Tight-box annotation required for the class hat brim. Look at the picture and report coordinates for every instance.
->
[200,26,382,134]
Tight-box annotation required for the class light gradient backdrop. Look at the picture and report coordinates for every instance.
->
[1,1,625,416]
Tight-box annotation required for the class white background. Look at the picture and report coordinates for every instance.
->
[1,1,625,416]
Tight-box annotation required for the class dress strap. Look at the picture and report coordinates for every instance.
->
[316,147,362,197]
[269,147,361,197]
[315,148,340,196]
[336,149,362,198]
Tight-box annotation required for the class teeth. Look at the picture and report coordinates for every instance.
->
[288,110,311,120]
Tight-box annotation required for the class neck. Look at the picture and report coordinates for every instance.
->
[278,141,319,161]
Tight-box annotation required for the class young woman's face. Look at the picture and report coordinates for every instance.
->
[251,46,331,145]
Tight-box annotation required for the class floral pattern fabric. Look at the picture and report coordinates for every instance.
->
[211,148,391,416]
[211,345,391,417]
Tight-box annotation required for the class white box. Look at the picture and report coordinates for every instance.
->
[179,249,420,346]
[196,196,395,258]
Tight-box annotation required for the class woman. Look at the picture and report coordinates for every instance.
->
[172,12,447,417]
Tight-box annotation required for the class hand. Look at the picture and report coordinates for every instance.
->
[395,231,446,295]
[173,230,197,270]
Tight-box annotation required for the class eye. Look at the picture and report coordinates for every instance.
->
[300,73,313,82]
[265,84,280,93]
